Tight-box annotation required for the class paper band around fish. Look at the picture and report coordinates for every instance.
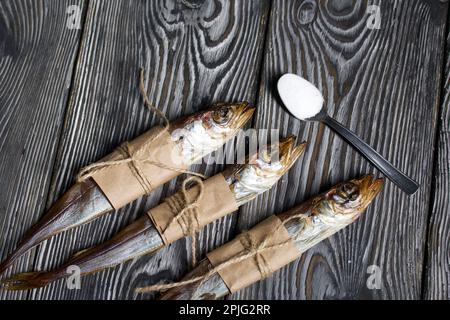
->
[76,70,256,210]
[146,136,306,260]
[148,173,238,245]
[0,69,255,276]
[141,175,384,299]
[87,127,188,209]
[1,137,306,290]
[207,215,299,293]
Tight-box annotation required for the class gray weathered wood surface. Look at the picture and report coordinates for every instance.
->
[0,0,85,300]
[0,0,448,300]
[424,11,450,300]
[232,0,449,300]
[30,0,271,300]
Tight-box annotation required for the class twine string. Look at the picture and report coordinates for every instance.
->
[135,212,309,294]
[239,232,272,279]
[76,69,205,188]
[164,176,205,267]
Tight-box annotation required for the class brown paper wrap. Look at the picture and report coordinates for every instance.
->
[91,126,187,209]
[148,173,238,244]
[206,215,300,293]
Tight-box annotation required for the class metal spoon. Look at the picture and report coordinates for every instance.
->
[277,73,419,195]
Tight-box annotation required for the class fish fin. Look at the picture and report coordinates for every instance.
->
[1,272,50,291]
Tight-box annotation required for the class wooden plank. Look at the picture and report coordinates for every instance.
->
[424,13,449,300]
[231,0,448,300]
[0,0,85,300]
[30,0,271,299]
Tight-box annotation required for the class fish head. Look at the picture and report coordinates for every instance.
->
[171,102,255,162]
[201,101,255,138]
[227,136,305,206]
[324,175,384,222]
[248,136,306,179]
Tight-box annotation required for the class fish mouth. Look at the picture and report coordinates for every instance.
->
[352,174,384,205]
[278,135,295,152]
[275,136,306,174]
[234,101,255,127]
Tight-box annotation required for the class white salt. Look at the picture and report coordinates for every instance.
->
[277,74,324,120]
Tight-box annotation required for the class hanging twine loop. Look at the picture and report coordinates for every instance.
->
[76,69,205,188]
[135,212,309,294]
[164,176,205,267]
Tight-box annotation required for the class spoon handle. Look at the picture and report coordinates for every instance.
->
[321,115,419,195]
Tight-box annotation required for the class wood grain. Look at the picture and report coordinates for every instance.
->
[231,0,448,300]
[0,0,85,300]
[27,0,270,300]
[2,0,448,300]
[424,13,450,300]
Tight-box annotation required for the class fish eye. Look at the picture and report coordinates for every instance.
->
[333,183,360,204]
[212,107,231,125]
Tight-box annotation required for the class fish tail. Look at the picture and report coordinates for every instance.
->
[0,225,54,275]
[0,257,15,275]
[0,240,38,275]
[1,271,56,290]
[0,179,111,275]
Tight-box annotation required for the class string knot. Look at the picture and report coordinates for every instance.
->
[165,176,205,267]
[239,232,272,279]
[117,142,153,194]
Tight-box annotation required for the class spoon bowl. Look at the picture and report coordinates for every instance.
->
[277,74,324,120]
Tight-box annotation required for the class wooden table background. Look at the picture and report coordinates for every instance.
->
[0,0,448,300]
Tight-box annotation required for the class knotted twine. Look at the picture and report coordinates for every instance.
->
[158,176,205,267]
[76,69,206,187]
[76,68,207,265]
[135,212,309,294]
